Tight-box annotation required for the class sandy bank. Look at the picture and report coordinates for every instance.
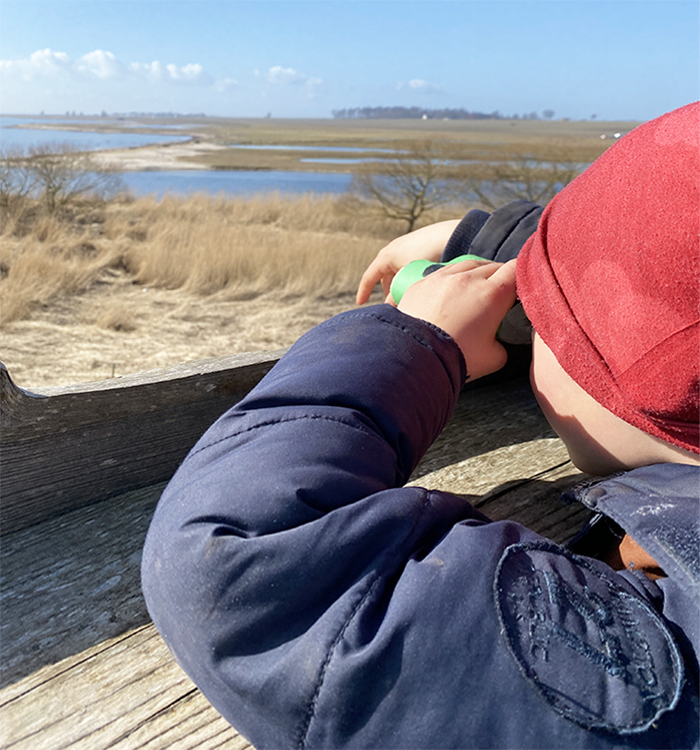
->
[93,140,227,171]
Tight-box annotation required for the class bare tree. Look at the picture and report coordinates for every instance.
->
[348,141,459,233]
[0,146,35,214]
[459,142,591,209]
[26,142,123,214]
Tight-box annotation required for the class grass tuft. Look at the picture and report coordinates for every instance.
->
[96,302,138,332]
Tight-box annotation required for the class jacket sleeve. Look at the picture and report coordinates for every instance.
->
[141,305,483,747]
[441,199,543,263]
[141,304,694,750]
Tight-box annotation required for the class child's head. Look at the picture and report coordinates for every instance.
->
[517,102,699,476]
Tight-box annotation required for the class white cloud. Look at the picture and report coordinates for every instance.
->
[75,50,126,80]
[0,50,328,116]
[396,78,441,94]
[129,60,212,86]
[1,48,214,87]
[263,66,324,97]
[266,66,305,86]
[0,48,73,80]
[178,63,209,82]
[128,60,160,80]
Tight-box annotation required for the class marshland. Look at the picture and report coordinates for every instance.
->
[1,114,629,389]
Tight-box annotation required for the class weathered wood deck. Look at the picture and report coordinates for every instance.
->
[0,354,590,749]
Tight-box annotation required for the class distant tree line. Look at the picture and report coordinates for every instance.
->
[332,107,555,120]
[333,107,502,120]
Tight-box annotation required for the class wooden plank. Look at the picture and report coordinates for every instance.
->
[108,690,252,750]
[413,378,563,479]
[410,376,590,544]
[1,484,164,688]
[413,443,589,545]
[1,624,156,703]
[477,462,592,541]
[1,376,587,689]
[0,351,284,534]
[0,371,591,750]
[0,624,252,750]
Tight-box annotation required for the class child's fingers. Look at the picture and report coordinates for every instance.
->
[357,258,402,305]
[356,221,461,305]
[446,258,517,311]
[397,259,519,381]
[482,258,518,304]
[356,263,384,305]
[443,256,515,281]
[486,257,517,287]
[424,258,516,308]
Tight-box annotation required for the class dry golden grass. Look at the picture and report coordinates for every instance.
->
[96,301,138,332]
[1,211,124,326]
[0,192,463,327]
[124,194,386,298]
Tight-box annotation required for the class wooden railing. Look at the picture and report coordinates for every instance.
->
[0,355,589,749]
[0,352,283,535]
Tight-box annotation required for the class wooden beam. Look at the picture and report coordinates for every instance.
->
[0,622,253,750]
[0,352,284,535]
[1,372,589,750]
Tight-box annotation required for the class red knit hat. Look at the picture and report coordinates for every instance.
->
[517,102,700,455]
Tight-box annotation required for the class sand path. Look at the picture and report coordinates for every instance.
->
[2,270,369,392]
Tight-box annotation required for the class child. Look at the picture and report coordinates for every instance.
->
[142,102,699,749]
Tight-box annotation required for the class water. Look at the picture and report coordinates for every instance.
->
[120,170,353,198]
[0,118,354,196]
[301,158,375,165]
[1,118,578,199]
[299,157,485,166]
[0,117,190,152]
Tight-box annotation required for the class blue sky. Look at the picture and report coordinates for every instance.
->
[0,1,697,121]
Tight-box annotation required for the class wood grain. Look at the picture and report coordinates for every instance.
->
[0,352,283,534]
[0,624,253,750]
[0,357,592,750]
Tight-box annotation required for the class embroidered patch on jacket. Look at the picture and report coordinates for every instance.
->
[495,541,683,733]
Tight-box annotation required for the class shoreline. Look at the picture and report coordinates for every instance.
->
[4,116,623,175]
[92,139,367,174]
[93,139,228,171]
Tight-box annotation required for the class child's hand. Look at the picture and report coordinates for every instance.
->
[356,220,461,305]
[398,259,518,381]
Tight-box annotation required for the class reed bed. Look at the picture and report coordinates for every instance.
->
[0,191,463,327]
[1,213,125,325]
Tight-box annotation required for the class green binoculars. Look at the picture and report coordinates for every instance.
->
[389,254,531,346]
[389,254,486,304]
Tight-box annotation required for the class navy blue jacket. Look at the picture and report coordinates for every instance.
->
[142,305,699,749]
